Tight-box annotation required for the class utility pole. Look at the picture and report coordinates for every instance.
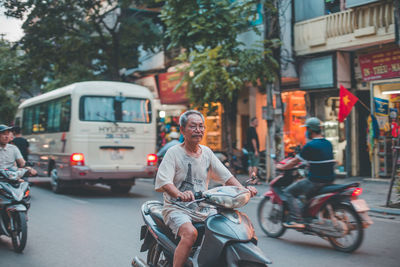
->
[264,0,284,181]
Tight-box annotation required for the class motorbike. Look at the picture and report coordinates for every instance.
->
[0,168,31,253]
[132,184,272,267]
[257,158,373,253]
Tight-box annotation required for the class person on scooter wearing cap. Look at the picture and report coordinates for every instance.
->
[276,117,335,228]
[0,124,37,177]
[155,110,257,267]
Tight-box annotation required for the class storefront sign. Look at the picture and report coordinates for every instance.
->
[374,97,389,116]
[359,49,400,81]
[157,72,189,105]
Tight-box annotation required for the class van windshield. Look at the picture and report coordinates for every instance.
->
[80,96,152,123]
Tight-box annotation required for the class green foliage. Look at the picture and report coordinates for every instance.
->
[160,0,279,109]
[161,0,259,51]
[1,0,162,92]
[0,40,21,123]
[176,44,278,108]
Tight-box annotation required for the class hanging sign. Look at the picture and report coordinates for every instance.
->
[374,97,389,116]
[359,49,400,81]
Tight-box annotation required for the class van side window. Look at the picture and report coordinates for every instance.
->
[22,95,71,134]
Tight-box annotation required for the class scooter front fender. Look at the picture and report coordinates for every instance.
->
[225,242,272,267]
[198,212,256,267]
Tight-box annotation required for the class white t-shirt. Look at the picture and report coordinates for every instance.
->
[155,144,232,221]
[0,144,23,169]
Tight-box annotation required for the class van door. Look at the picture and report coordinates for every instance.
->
[77,95,154,172]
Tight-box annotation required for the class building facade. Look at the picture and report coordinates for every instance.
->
[293,0,397,177]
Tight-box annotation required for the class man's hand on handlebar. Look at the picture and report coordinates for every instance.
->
[246,186,257,197]
[25,167,37,176]
[177,190,195,202]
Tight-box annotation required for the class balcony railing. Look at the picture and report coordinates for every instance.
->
[294,2,395,55]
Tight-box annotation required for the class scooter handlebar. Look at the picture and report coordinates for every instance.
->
[176,191,203,202]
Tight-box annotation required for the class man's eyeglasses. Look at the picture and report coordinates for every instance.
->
[188,125,205,131]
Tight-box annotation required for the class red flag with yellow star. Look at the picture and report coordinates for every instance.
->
[339,84,359,122]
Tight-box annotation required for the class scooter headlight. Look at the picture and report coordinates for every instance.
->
[204,186,250,209]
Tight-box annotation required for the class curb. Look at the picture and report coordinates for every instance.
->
[363,178,391,184]
[370,207,400,216]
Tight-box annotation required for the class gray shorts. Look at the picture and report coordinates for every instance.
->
[248,152,260,167]
[165,211,193,237]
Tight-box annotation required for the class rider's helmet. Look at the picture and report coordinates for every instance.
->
[301,117,322,132]
[0,124,13,133]
[169,131,180,139]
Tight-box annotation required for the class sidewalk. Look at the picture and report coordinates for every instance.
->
[236,174,400,216]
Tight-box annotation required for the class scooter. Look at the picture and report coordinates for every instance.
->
[132,184,272,267]
[0,168,31,253]
[257,161,373,253]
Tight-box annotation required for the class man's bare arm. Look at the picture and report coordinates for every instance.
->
[16,158,25,168]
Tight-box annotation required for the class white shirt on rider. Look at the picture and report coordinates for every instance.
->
[0,144,23,169]
[155,144,232,221]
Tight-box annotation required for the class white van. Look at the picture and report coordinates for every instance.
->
[14,81,157,193]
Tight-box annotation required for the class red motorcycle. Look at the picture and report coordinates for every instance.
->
[257,158,373,253]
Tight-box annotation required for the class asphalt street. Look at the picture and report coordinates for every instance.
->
[0,178,399,267]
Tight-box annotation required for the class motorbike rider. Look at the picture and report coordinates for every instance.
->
[157,131,181,158]
[0,124,37,178]
[276,117,335,229]
[155,110,257,267]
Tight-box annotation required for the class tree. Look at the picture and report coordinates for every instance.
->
[0,40,22,123]
[159,0,279,172]
[1,0,162,92]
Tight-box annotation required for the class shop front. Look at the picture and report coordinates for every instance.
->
[281,91,307,156]
[358,47,400,178]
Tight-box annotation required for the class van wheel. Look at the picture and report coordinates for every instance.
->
[50,169,65,194]
[110,184,132,194]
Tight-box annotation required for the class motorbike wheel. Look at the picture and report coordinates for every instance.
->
[147,241,170,267]
[327,204,364,253]
[257,197,286,238]
[10,211,28,253]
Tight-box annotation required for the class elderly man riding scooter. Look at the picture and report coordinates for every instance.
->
[155,110,257,267]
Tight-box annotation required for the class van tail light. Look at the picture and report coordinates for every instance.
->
[70,153,85,166]
[147,154,158,166]
[352,188,362,197]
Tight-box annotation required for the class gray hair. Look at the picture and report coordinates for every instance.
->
[179,110,205,128]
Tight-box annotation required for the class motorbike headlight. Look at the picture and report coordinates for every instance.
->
[204,186,250,209]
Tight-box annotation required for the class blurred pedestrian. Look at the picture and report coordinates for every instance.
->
[11,126,30,161]
[246,117,260,183]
